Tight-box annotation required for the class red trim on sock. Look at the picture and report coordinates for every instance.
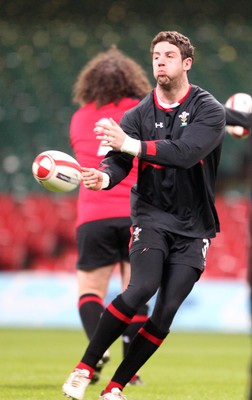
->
[131,315,148,323]
[104,381,124,394]
[139,327,164,346]
[130,374,137,382]
[107,303,132,324]
[75,362,94,378]
[78,295,104,309]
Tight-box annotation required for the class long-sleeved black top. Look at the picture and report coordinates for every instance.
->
[100,85,226,238]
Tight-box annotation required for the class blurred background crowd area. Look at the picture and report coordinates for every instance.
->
[0,0,251,277]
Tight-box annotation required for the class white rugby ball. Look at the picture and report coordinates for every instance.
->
[32,150,81,192]
[225,92,252,139]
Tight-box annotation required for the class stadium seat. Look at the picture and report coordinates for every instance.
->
[204,196,250,280]
[0,194,249,278]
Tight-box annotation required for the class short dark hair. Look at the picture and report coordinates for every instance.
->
[73,47,151,107]
[150,31,195,61]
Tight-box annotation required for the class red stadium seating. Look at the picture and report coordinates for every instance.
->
[0,194,250,279]
[204,196,250,280]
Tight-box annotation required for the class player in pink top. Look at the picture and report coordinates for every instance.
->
[70,47,152,384]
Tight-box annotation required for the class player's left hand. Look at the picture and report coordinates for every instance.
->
[94,118,126,151]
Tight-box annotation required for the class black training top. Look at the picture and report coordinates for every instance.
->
[100,85,226,238]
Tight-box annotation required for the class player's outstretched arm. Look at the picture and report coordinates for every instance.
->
[81,167,109,191]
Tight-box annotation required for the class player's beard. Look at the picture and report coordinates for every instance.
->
[156,75,173,90]
[157,74,183,92]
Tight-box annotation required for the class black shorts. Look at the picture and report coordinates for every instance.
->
[76,217,131,271]
[129,225,211,272]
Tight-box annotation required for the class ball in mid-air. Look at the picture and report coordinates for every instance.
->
[32,150,82,192]
[225,92,252,138]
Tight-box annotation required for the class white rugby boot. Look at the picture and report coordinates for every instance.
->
[99,388,127,400]
[63,368,91,400]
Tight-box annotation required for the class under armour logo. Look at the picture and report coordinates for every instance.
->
[155,122,164,128]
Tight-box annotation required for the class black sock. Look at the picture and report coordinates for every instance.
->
[111,318,169,387]
[122,304,149,357]
[78,293,105,340]
[82,295,136,368]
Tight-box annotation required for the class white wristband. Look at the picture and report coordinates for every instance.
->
[120,135,141,156]
[100,172,110,189]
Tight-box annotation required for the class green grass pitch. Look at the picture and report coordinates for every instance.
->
[0,328,250,400]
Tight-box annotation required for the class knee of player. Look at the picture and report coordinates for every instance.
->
[124,285,157,306]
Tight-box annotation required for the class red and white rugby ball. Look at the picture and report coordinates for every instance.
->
[225,92,252,139]
[32,150,82,192]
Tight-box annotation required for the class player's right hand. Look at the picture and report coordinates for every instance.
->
[81,167,103,191]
